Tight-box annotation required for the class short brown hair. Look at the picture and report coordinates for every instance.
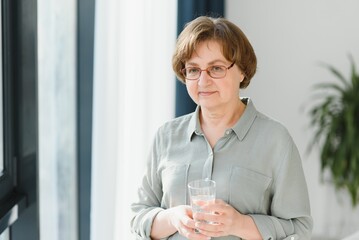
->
[172,16,257,89]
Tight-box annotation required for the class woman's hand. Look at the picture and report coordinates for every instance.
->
[170,205,212,240]
[152,205,211,240]
[192,199,242,237]
[192,199,262,239]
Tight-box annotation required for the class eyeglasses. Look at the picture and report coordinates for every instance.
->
[181,62,235,80]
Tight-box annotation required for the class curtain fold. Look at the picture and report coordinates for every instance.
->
[175,0,225,117]
[91,1,176,240]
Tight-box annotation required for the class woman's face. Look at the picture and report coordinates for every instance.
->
[185,40,245,111]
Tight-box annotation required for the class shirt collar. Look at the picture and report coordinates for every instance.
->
[186,97,258,142]
[187,105,202,141]
[232,97,257,141]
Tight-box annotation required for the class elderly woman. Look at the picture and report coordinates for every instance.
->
[131,16,313,240]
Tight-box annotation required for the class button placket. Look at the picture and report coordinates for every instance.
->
[202,149,214,180]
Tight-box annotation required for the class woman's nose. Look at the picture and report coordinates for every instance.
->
[197,70,212,86]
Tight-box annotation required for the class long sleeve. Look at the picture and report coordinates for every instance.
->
[131,131,164,239]
[249,138,313,240]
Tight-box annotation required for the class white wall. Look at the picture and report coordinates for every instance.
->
[226,1,359,239]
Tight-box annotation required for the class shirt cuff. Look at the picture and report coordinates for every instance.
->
[144,207,164,239]
[249,214,285,240]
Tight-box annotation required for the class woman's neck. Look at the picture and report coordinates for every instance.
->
[200,99,246,129]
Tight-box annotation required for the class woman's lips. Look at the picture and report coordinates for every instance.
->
[199,91,215,96]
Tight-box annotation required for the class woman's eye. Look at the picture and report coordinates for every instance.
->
[210,66,224,72]
[188,68,199,74]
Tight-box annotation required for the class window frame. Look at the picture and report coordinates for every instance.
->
[0,0,16,201]
[0,0,3,174]
[0,0,28,235]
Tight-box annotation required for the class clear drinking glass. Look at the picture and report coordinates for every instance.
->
[188,179,216,223]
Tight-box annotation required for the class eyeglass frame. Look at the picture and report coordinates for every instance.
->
[181,62,236,80]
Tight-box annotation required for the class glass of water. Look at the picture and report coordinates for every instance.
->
[188,179,216,224]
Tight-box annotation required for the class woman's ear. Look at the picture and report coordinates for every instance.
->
[239,73,245,88]
[240,72,245,82]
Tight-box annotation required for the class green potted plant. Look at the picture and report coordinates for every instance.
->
[309,56,359,206]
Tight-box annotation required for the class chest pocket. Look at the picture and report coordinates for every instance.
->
[229,166,272,214]
[161,164,189,208]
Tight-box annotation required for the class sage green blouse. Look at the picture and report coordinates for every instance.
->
[131,98,313,240]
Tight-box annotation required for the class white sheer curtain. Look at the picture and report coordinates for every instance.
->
[91,1,177,239]
[38,0,78,239]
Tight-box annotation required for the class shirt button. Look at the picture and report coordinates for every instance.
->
[291,237,294,240]
[225,130,231,135]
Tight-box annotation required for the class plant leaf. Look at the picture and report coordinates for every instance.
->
[308,56,359,206]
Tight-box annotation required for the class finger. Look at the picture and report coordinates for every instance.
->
[202,201,231,213]
[185,227,211,240]
[194,221,226,238]
[179,218,212,240]
[182,217,196,229]
[195,219,224,231]
[180,212,195,225]
[194,212,222,224]
[196,227,225,238]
